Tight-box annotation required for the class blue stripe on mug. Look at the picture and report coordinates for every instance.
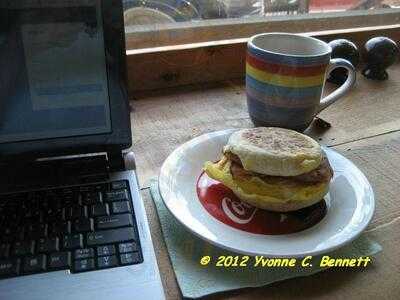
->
[247,45,331,66]
[246,86,320,108]
[246,75,323,99]
[247,96,316,126]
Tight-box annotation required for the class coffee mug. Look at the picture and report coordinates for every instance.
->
[246,33,356,131]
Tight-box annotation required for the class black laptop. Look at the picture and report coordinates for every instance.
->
[0,1,164,299]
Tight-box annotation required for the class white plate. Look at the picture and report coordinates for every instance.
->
[159,129,375,257]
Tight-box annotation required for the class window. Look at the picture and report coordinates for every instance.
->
[123,1,400,49]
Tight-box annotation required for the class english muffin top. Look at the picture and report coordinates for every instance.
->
[223,127,322,176]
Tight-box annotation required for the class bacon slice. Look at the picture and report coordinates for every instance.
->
[225,152,333,185]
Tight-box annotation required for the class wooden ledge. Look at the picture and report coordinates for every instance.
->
[127,25,400,94]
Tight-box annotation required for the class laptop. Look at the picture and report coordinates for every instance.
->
[0,1,164,299]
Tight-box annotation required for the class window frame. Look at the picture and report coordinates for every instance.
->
[125,8,400,50]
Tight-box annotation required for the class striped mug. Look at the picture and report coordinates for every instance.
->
[246,33,356,131]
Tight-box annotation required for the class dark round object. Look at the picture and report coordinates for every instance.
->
[362,37,399,80]
[327,39,360,85]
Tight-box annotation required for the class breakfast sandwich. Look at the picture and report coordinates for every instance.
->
[204,127,333,212]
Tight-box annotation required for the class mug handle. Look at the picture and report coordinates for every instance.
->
[317,58,356,113]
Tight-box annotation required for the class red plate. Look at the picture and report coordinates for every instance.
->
[197,171,327,235]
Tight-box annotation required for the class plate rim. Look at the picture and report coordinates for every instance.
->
[159,129,375,257]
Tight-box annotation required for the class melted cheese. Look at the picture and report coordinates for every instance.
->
[204,159,329,205]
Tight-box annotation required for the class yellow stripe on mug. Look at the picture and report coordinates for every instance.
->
[246,63,325,88]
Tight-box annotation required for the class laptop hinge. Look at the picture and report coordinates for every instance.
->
[108,151,125,172]
[0,154,110,192]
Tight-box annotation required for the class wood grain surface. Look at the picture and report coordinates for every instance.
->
[130,68,400,299]
[126,26,400,92]
[131,66,400,188]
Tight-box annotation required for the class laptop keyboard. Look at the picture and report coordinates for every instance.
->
[0,180,143,279]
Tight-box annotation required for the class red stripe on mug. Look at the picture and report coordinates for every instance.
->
[246,53,327,77]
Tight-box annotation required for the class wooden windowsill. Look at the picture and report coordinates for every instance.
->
[126,24,400,94]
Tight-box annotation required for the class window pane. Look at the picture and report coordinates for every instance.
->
[123,1,400,49]
[123,0,399,25]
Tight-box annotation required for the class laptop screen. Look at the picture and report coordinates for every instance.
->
[0,1,112,144]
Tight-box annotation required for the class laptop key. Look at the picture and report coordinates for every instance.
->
[37,237,59,253]
[91,203,109,217]
[23,255,46,274]
[96,214,133,230]
[111,201,131,214]
[74,258,95,273]
[73,218,94,233]
[93,184,106,192]
[79,186,93,193]
[66,206,87,220]
[87,227,136,246]
[97,255,118,269]
[63,234,83,250]
[48,252,71,270]
[0,244,10,258]
[118,242,139,254]
[44,207,64,221]
[104,190,129,202]
[120,252,142,265]
[15,227,25,242]
[24,209,42,223]
[29,224,48,239]
[97,245,116,257]
[111,181,127,190]
[74,248,95,260]
[61,187,74,195]
[0,259,20,277]
[2,228,15,242]
[81,192,102,206]
[13,241,35,256]
[49,221,71,236]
